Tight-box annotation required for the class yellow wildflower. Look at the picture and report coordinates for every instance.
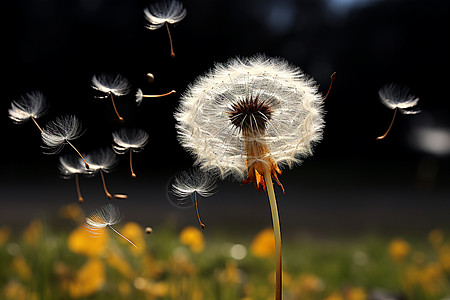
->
[346,287,367,300]
[324,292,344,300]
[179,226,204,253]
[250,228,275,258]
[23,219,43,246]
[290,273,324,297]
[68,259,105,298]
[388,238,410,262]
[67,225,107,257]
[120,222,146,255]
[106,252,135,279]
[0,226,11,247]
[12,256,31,282]
[58,203,84,222]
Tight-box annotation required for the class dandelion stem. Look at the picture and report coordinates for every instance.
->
[66,140,90,169]
[165,22,175,58]
[75,174,84,203]
[194,192,206,230]
[31,116,43,132]
[110,93,124,122]
[264,169,282,300]
[323,72,336,102]
[377,107,398,140]
[129,150,136,178]
[99,169,112,199]
[141,90,176,98]
[107,225,137,248]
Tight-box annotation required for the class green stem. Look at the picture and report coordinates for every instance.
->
[264,170,282,300]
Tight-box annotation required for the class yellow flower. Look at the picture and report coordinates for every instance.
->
[346,287,367,300]
[179,226,204,253]
[106,252,135,279]
[68,259,105,298]
[0,226,11,247]
[58,203,84,222]
[120,222,146,255]
[429,229,444,248]
[323,292,344,300]
[23,219,43,246]
[388,238,411,262]
[250,228,275,258]
[3,281,38,300]
[67,225,107,257]
[12,256,31,282]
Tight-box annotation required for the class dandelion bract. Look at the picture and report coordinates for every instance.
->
[377,83,420,140]
[85,203,137,248]
[112,128,149,178]
[8,91,48,132]
[144,0,187,58]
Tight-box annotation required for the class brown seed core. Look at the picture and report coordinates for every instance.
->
[229,97,273,134]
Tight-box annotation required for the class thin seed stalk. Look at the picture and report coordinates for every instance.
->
[107,225,137,248]
[264,169,282,300]
[165,22,175,58]
[110,93,124,122]
[99,169,112,199]
[377,107,398,140]
[75,174,84,203]
[31,116,43,132]
[66,140,89,169]
[129,150,136,178]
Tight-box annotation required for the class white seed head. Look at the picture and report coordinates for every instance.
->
[112,128,149,154]
[83,148,118,173]
[84,203,122,235]
[135,88,144,106]
[144,0,187,30]
[41,115,84,154]
[8,91,48,123]
[91,73,131,97]
[171,169,217,200]
[379,83,420,114]
[58,154,87,178]
[175,55,325,181]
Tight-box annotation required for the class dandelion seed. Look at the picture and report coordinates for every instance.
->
[147,73,155,83]
[169,169,217,229]
[145,227,153,234]
[91,73,131,122]
[58,154,89,202]
[84,148,122,199]
[41,115,89,168]
[144,0,187,58]
[377,83,420,140]
[175,55,325,300]
[112,128,149,178]
[135,88,176,106]
[8,91,48,132]
[84,204,137,248]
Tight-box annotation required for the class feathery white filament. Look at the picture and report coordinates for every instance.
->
[112,128,149,154]
[379,83,420,114]
[175,55,325,180]
[171,169,217,201]
[85,204,122,233]
[83,148,118,174]
[58,154,88,178]
[41,115,84,154]
[8,91,48,123]
[91,73,131,97]
[144,0,187,30]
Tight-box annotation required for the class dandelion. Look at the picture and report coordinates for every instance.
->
[84,203,137,248]
[112,128,149,177]
[135,88,176,106]
[144,0,187,58]
[169,169,217,229]
[41,115,89,168]
[8,90,48,132]
[91,73,131,122]
[58,154,89,202]
[377,83,420,140]
[84,148,124,199]
[175,55,325,300]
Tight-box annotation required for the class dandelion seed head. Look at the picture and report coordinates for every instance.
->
[170,169,217,203]
[112,128,149,154]
[58,154,87,178]
[144,0,187,30]
[135,89,144,106]
[175,55,325,184]
[41,115,84,154]
[84,204,122,236]
[91,73,131,97]
[83,148,118,173]
[8,91,48,123]
[379,83,420,114]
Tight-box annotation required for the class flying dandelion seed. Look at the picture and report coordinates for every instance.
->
[41,115,89,168]
[169,169,217,230]
[83,148,124,199]
[8,90,48,132]
[112,128,149,178]
[58,154,90,202]
[147,73,155,83]
[175,55,325,300]
[91,73,131,122]
[135,88,176,106]
[145,227,153,234]
[85,203,137,248]
[377,83,420,140]
[144,0,187,58]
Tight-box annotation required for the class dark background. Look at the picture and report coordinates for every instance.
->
[2,0,450,235]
